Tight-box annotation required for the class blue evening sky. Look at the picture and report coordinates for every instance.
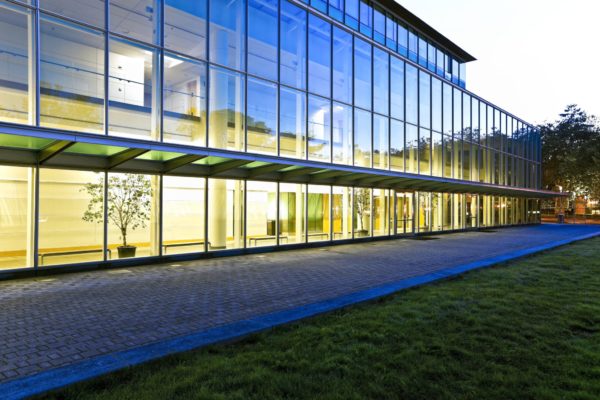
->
[398,0,600,124]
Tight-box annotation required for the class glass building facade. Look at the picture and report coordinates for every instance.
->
[0,0,549,274]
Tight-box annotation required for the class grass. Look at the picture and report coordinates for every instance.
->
[40,238,600,400]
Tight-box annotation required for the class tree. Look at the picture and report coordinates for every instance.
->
[82,174,153,248]
[354,188,371,232]
[540,105,600,200]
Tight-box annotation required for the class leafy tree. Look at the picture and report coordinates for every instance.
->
[354,188,371,232]
[540,105,600,200]
[82,174,153,247]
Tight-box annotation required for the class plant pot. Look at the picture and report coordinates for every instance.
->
[355,229,368,237]
[117,246,136,258]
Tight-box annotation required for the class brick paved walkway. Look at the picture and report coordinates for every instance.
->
[1,224,599,385]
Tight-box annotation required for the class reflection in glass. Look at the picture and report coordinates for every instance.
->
[419,71,430,129]
[279,87,306,159]
[405,124,418,174]
[109,38,157,140]
[443,134,452,178]
[308,95,331,161]
[248,0,278,80]
[247,78,277,155]
[373,47,389,115]
[208,66,245,151]
[39,169,104,266]
[354,38,371,110]
[209,0,245,70]
[247,181,278,247]
[162,176,205,255]
[42,0,105,28]
[390,118,404,171]
[332,186,352,240]
[354,108,371,168]
[308,185,330,242]
[0,166,31,270]
[308,14,331,98]
[163,54,206,145]
[353,187,371,237]
[390,56,404,121]
[431,192,442,232]
[373,114,389,170]
[279,183,306,244]
[40,16,104,134]
[419,128,431,175]
[281,1,306,89]
[332,102,352,165]
[432,131,443,177]
[432,77,442,132]
[0,2,30,125]
[332,26,352,104]
[418,192,430,232]
[406,64,418,125]
[208,178,244,250]
[165,0,207,60]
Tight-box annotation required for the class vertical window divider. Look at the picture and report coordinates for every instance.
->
[329,185,333,241]
[244,0,249,153]
[351,35,355,166]
[329,22,333,164]
[304,184,308,243]
[370,45,373,169]
[158,174,163,257]
[205,0,211,148]
[204,177,209,252]
[276,182,280,246]
[33,1,40,127]
[243,180,247,248]
[103,171,108,261]
[32,165,40,271]
[104,0,109,136]
[158,0,164,143]
[276,0,281,157]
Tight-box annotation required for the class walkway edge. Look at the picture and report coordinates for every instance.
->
[3,230,600,399]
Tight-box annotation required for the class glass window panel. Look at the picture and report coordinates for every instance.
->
[162,176,205,255]
[332,186,352,240]
[385,15,397,50]
[310,0,327,13]
[208,178,244,250]
[108,37,158,140]
[405,123,418,174]
[328,0,344,21]
[390,56,404,121]
[164,0,207,60]
[308,95,331,162]
[442,82,452,135]
[354,38,371,110]
[418,37,427,67]
[39,168,106,266]
[344,0,358,29]
[40,169,106,266]
[462,140,471,181]
[41,0,105,28]
[432,130,443,177]
[246,181,278,247]
[452,59,459,85]
[359,0,372,37]
[332,102,352,165]
[110,0,157,44]
[419,128,431,175]
[353,187,371,237]
[431,192,442,232]
[463,93,471,142]
[405,64,417,125]
[432,77,442,132]
[427,43,436,72]
[163,54,206,146]
[472,97,479,144]
[248,0,277,80]
[397,24,408,57]
[107,173,159,259]
[279,183,306,244]
[419,71,430,129]
[417,192,430,232]
[390,118,404,171]
[353,108,371,167]
[394,191,413,234]
[279,87,306,159]
[0,2,30,125]
[308,15,331,98]
[373,7,385,44]
[373,189,390,236]
[247,77,277,155]
[407,30,417,62]
[40,16,104,134]
[209,0,245,70]
[373,47,389,115]
[436,49,444,77]
[480,101,487,146]
[332,26,352,104]
[208,66,245,151]
[308,185,330,242]
[0,166,32,270]
[443,134,452,178]
[373,114,388,170]
[453,88,462,137]
[280,1,306,89]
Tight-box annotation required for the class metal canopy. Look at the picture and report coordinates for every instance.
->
[0,122,564,198]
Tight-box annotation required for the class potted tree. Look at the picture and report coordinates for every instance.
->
[82,174,153,258]
[354,188,370,237]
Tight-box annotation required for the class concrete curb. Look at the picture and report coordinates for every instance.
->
[3,230,600,399]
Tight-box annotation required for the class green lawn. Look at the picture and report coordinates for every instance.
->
[41,238,600,400]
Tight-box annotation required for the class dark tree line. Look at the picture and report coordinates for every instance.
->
[539,105,600,200]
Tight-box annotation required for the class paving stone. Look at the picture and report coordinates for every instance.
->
[0,224,598,383]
